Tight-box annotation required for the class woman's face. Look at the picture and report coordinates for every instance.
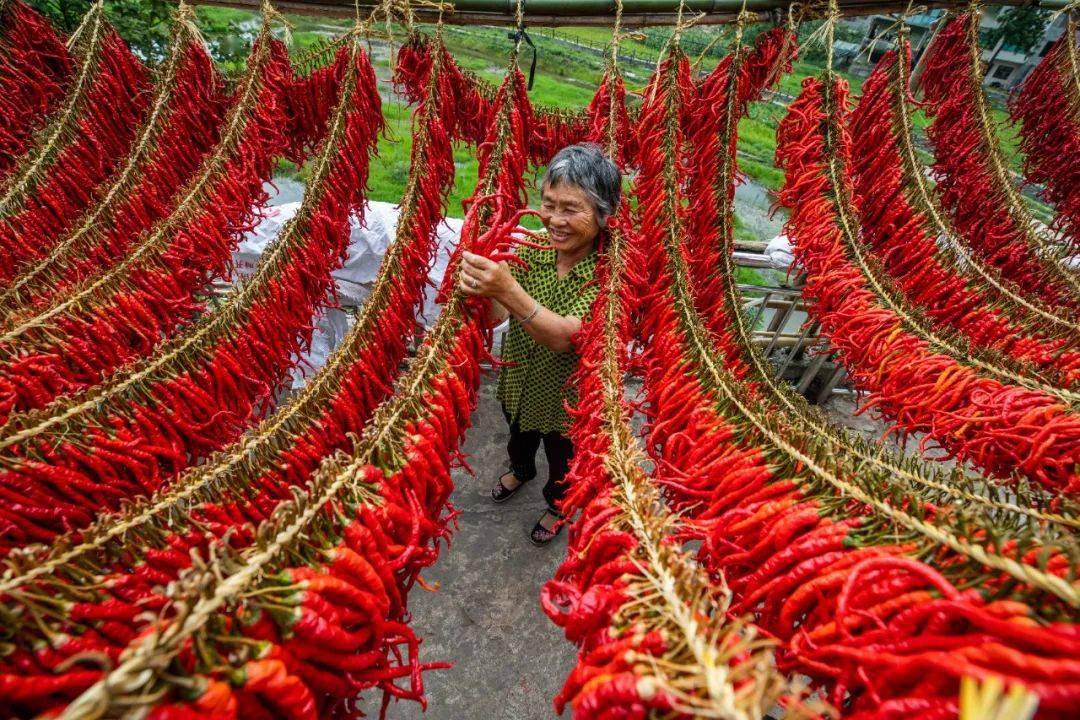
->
[538,182,601,255]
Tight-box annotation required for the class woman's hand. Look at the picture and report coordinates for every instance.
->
[459,251,514,300]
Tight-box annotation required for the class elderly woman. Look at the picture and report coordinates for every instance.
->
[459,143,621,545]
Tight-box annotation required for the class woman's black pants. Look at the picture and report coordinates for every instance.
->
[503,409,574,510]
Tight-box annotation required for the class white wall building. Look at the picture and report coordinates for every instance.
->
[852,8,1067,90]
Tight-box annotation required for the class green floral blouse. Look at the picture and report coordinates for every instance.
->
[496,244,600,434]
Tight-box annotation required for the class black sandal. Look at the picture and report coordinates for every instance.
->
[490,471,525,503]
[529,507,565,546]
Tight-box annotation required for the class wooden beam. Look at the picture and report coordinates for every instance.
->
[190,0,1067,27]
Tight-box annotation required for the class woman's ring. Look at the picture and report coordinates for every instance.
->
[468,279,479,289]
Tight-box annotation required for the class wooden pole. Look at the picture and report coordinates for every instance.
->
[189,0,1071,27]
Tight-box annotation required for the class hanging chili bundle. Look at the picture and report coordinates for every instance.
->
[394,32,603,166]
[542,128,802,716]
[0,1,150,284]
[0,29,452,590]
[776,72,1080,496]
[0,4,229,320]
[1009,18,1080,249]
[284,35,350,164]
[793,49,1080,405]
[0,37,455,719]
[918,10,1080,309]
[0,0,73,180]
[0,38,382,551]
[38,44,534,720]
[851,39,1080,384]
[395,34,494,147]
[632,29,1080,713]
[674,19,1077,549]
[0,15,295,422]
[681,24,795,378]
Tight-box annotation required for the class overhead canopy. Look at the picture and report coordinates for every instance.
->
[195,0,1073,27]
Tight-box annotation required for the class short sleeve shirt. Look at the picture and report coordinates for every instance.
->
[496,244,600,434]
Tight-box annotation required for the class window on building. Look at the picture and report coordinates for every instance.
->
[992,64,1013,80]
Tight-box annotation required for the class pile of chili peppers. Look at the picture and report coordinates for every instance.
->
[850,41,1080,384]
[0,0,73,180]
[0,13,230,319]
[0,40,382,550]
[918,12,1080,310]
[1009,20,1080,251]
[0,20,295,421]
[0,3,151,285]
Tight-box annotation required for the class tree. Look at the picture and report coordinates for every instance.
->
[984,5,1049,61]
[26,0,248,64]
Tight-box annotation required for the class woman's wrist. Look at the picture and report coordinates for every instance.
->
[517,301,541,325]
[496,281,531,318]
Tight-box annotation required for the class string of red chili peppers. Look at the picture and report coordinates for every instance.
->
[0,0,150,286]
[776,60,1080,496]
[0,37,382,554]
[0,13,295,423]
[676,20,1079,540]
[541,19,812,716]
[918,8,1080,309]
[0,6,231,324]
[0,0,73,182]
[632,23,1079,714]
[1009,15,1080,252]
[0,20,453,599]
[0,31,459,718]
[850,36,1080,385]
[46,32,535,720]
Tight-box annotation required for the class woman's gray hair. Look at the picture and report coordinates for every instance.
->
[541,143,621,224]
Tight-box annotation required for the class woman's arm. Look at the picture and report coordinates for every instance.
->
[459,251,581,353]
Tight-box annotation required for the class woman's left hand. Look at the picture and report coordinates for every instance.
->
[460,251,514,299]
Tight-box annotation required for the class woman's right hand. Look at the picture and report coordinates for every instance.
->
[459,251,514,300]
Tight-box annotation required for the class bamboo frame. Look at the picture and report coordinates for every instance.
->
[188,0,1071,26]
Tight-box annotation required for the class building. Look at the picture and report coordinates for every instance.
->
[851,8,1068,90]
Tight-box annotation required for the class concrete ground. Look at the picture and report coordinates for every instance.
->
[364,377,577,719]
